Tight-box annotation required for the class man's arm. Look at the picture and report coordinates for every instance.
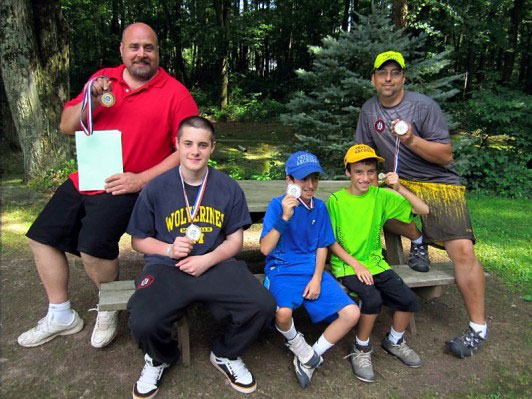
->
[59,77,112,135]
[175,228,244,277]
[104,151,180,195]
[392,120,454,165]
[329,242,373,285]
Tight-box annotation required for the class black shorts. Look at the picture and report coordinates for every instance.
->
[341,269,418,315]
[26,179,138,260]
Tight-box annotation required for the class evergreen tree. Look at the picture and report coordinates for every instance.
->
[281,5,461,176]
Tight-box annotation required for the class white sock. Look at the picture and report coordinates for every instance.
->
[412,235,423,245]
[276,319,297,341]
[48,301,75,325]
[312,334,334,356]
[388,326,405,344]
[469,321,488,339]
[355,336,370,347]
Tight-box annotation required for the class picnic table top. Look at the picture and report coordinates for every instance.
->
[236,180,349,213]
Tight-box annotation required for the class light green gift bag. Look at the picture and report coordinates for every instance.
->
[75,130,123,191]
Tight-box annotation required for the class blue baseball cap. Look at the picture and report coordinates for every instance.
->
[285,151,324,179]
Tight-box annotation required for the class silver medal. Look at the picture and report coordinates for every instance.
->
[100,92,115,107]
[185,224,202,241]
[286,184,302,198]
[394,120,408,136]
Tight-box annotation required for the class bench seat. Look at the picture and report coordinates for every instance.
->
[98,262,455,365]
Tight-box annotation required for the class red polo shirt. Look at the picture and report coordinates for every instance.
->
[66,65,198,194]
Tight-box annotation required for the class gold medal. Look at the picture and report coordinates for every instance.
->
[100,92,115,107]
[185,224,202,241]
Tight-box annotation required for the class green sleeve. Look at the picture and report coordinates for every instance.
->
[382,189,414,224]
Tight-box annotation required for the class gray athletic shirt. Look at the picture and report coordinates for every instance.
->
[355,90,461,185]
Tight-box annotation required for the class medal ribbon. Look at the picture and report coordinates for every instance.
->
[178,166,209,225]
[80,75,108,136]
[298,197,314,210]
[393,136,400,173]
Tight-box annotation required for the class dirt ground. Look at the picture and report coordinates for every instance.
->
[1,220,531,399]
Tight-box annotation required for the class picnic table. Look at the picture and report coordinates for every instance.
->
[99,180,455,365]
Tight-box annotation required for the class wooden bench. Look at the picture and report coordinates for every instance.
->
[98,180,456,365]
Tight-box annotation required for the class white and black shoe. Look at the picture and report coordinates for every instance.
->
[209,351,256,393]
[132,353,169,399]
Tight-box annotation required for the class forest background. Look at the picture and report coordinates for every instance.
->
[1,0,531,198]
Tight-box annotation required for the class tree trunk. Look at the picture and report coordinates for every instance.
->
[342,0,351,31]
[501,0,524,83]
[392,0,408,29]
[214,0,230,110]
[0,0,73,182]
[0,73,20,151]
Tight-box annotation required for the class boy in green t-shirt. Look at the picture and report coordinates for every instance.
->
[326,144,429,383]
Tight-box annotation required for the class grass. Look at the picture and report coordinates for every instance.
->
[466,194,532,296]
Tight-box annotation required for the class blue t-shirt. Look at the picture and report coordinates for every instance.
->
[127,166,251,268]
[260,196,336,275]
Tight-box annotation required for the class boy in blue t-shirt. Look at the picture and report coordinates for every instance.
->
[260,151,360,388]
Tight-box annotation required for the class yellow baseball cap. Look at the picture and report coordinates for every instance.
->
[374,51,406,70]
[344,144,385,167]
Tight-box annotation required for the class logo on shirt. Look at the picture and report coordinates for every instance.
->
[137,275,154,289]
[374,119,386,134]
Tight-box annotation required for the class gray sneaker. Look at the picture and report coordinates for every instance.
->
[286,332,320,365]
[381,333,422,367]
[293,354,323,388]
[344,344,375,383]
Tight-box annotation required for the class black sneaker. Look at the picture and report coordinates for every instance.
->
[408,242,430,272]
[447,327,487,358]
[210,351,256,393]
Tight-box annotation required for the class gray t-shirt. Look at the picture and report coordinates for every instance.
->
[127,166,252,268]
[355,90,461,185]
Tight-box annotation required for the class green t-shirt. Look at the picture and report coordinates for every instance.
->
[326,186,413,278]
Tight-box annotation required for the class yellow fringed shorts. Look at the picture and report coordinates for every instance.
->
[400,179,476,249]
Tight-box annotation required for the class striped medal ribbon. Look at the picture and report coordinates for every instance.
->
[179,166,209,241]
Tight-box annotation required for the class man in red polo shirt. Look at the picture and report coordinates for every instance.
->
[18,22,198,349]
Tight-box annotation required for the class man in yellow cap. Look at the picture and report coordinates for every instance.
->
[355,51,488,359]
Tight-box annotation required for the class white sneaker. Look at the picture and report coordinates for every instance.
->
[17,311,84,347]
[286,332,319,365]
[90,310,119,348]
[132,354,169,399]
[209,351,256,393]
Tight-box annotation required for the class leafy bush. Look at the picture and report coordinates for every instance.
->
[453,137,531,198]
[205,96,286,122]
[29,159,77,192]
[452,87,532,198]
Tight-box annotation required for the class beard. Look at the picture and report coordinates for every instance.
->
[129,60,157,81]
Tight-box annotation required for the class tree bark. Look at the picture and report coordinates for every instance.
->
[214,0,230,110]
[0,0,73,181]
[0,73,20,151]
[392,0,408,29]
[501,0,524,83]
